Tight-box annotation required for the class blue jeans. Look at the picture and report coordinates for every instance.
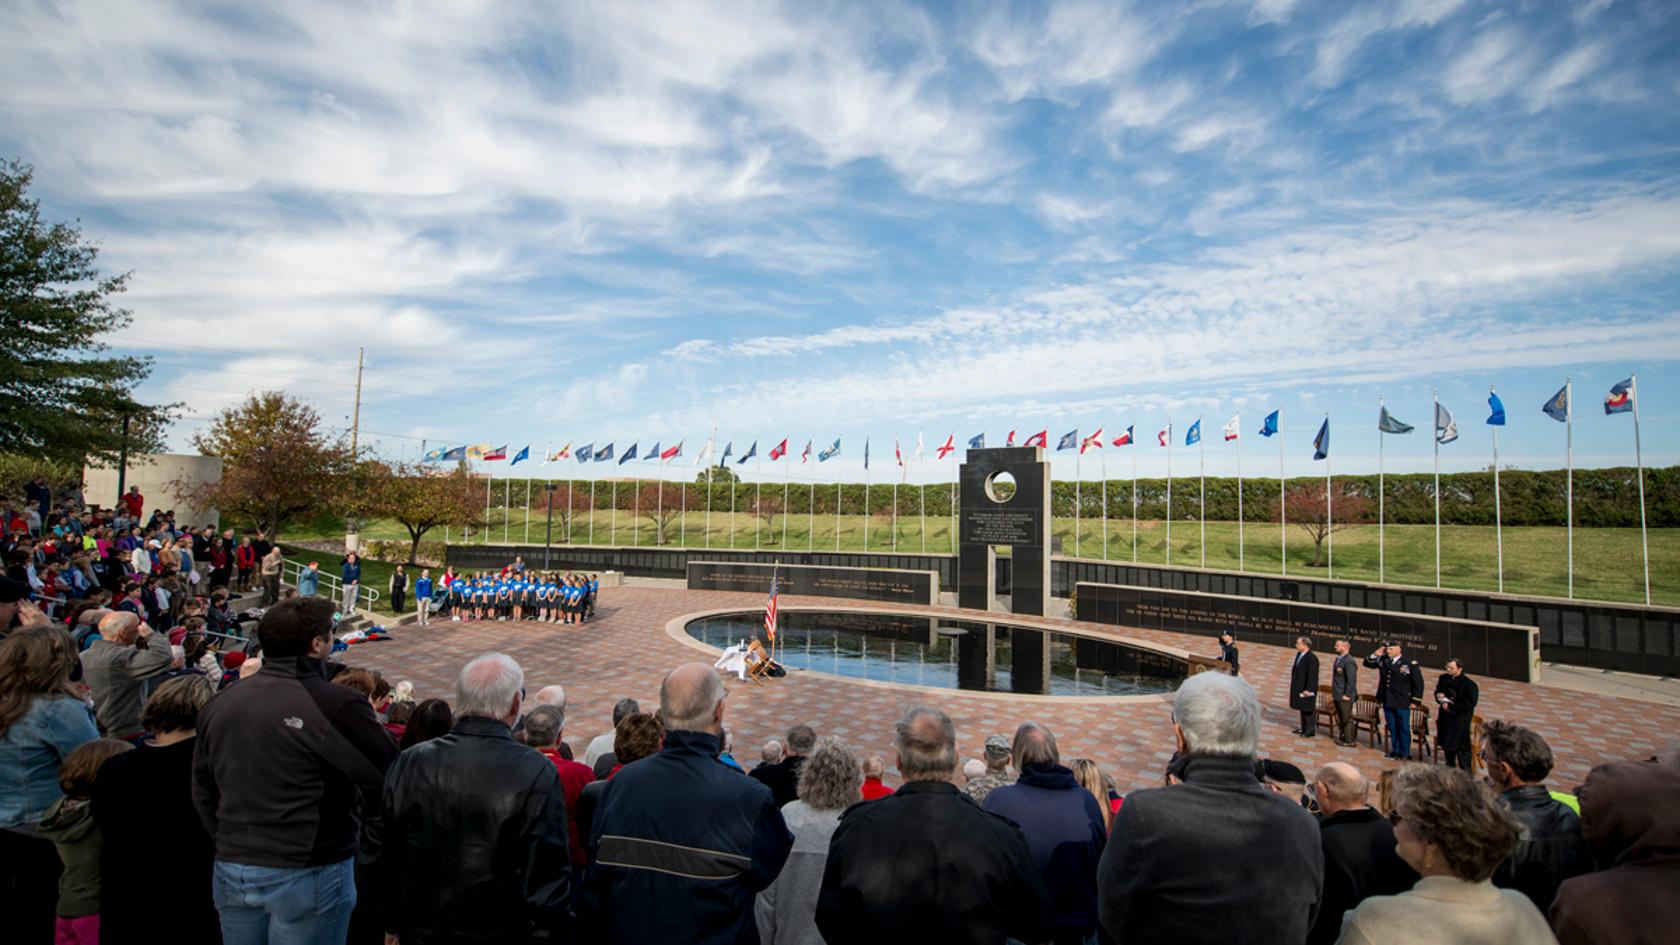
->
[212,857,356,945]
[1384,707,1412,758]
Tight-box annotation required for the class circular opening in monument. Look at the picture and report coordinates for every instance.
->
[689,611,1186,697]
[984,470,1017,503]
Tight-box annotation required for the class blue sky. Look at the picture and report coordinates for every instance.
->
[3,0,1677,485]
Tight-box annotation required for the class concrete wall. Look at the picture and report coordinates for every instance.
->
[83,453,224,528]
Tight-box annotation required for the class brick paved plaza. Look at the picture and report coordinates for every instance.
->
[346,586,1679,793]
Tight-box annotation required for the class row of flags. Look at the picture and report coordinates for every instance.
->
[420,378,1640,467]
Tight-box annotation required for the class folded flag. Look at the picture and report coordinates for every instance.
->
[1259,410,1279,438]
[595,443,614,462]
[510,445,530,465]
[1025,430,1048,448]
[1312,419,1329,461]
[483,445,508,461]
[422,446,447,462]
[936,434,955,459]
[1081,428,1104,453]
[441,446,466,462]
[576,443,593,463]
[819,438,841,462]
[619,442,639,465]
[1223,416,1239,441]
[738,441,758,464]
[799,439,812,463]
[1542,383,1570,422]
[1113,426,1133,447]
[645,442,661,461]
[1056,429,1078,451]
[661,442,682,461]
[1435,402,1458,445]
[1487,392,1506,427]
[968,433,985,449]
[1185,419,1201,447]
[1378,406,1414,434]
[769,439,787,461]
[1605,377,1633,415]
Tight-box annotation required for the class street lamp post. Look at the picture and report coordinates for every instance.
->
[543,483,558,569]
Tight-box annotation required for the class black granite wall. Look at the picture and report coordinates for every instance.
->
[685,560,938,606]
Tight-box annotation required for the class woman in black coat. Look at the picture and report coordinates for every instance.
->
[1433,659,1479,770]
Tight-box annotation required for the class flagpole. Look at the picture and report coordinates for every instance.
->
[1279,410,1286,575]
[1198,418,1205,569]
[1491,387,1503,594]
[1075,437,1082,557]
[611,479,618,546]
[657,454,666,547]
[1566,377,1573,599]
[1325,410,1333,579]
[1166,417,1173,566]
[950,447,958,555]
[705,433,714,550]
[807,435,815,552]
[782,445,790,549]
[1101,448,1109,560]
[503,477,510,544]
[834,457,842,553]
[892,440,898,553]
[1632,373,1650,604]
[755,447,763,551]
[864,443,871,550]
[484,467,492,545]
[1433,388,1441,589]
[680,455,688,548]
[919,444,927,555]
[1379,395,1386,584]
[588,469,596,546]
[729,455,738,549]
[1236,415,1244,571]
[524,476,531,545]
[566,476,573,547]
[1130,430,1138,562]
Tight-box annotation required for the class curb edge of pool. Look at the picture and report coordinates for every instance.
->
[665,604,1183,705]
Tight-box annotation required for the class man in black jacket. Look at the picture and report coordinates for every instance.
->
[1218,630,1240,675]
[817,706,1049,944]
[1482,720,1593,912]
[748,722,814,808]
[1433,659,1479,769]
[1330,639,1359,745]
[1289,636,1320,738]
[1096,671,1323,945]
[369,651,572,943]
[1307,762,1417,945]
[584,662,793,944]
[192,597,398,944]
[1363,641,1424,759]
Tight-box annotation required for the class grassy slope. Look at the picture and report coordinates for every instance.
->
[281,511,1679,606]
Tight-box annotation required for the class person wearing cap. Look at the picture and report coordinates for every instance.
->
[1218,630,1241,676]
[963,734,1016,804]
[296,561,319,598]
[1364,641,1424,760]
[0,575,30,635]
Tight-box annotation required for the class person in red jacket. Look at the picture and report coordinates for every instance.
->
[234,537,256,592]
[860,754,894,800]
[121,486,144,520]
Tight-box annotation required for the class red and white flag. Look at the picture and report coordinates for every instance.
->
[1006,430,1017,446]
[1157,428,1169,446]
[769,439,788,461]
[660,441,682,461]
[1024,430,1048,448]
[894,438,904,467]
[800,440,812,463]
[1080,428,1104,453]
[764,568,779,642]
[1223,416,1240,442]
[935,434,955,459]
[1113,427,1133,447]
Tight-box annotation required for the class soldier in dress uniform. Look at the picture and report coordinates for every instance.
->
[1433,659,1480,769]
[1218,630,1241,676]
[1363,641,1425,759]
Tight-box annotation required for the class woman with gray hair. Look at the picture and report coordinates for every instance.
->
[1335,764,1557,945]
[755,736,860,945]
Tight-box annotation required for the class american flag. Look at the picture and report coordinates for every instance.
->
[764,568,780,641]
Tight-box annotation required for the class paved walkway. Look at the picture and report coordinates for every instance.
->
[343,586,1679,794]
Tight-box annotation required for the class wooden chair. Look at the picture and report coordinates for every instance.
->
[1352,694,1383,748]
[745,639,774,684]
[1469,713,1484,773]
[1408,704,1433,760]
[1315,685,1336,731]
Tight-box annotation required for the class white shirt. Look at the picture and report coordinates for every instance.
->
[584,731,616,768]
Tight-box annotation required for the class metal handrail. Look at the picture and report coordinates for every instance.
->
[281,558,382,613]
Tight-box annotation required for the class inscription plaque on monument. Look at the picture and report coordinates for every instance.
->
[963,509,1042,546]
[686,560,937,606]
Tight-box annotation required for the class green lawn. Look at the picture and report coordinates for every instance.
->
[277,543,409,617]
[281,510,1678,607]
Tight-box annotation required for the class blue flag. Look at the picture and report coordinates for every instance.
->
[819,438,841,461]
[1185,419,1201,446]
[510,445,530,466]
[576,443,593,463]
[1605,377,1633,415]
[441,446,466,462]
[737,441,757,464]
[594,443,614,462]
[721,442,733,462]
[619,442,638,464]
[1487,393,1506,426]
[968,433,985,449]
[1542,383,1569,423]
[422,446,446,462]
[645,442,660,461]
[1259,410,1279,437]
[1056,429,1078,451]
[1378,406,1413,434]
[1312,419,1329,460]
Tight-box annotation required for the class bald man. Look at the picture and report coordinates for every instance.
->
[81,611,176,739]
[1308,763,1418,945]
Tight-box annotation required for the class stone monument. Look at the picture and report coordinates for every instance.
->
[958,446,1053,692]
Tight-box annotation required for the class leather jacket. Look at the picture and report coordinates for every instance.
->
[369,716,572,943]
[1494,784,1594,912]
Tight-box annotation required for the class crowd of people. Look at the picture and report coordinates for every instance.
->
[3,480,1676,945]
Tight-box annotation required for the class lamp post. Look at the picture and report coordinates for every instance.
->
[543,482,558,569]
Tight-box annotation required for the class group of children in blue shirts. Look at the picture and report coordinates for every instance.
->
[438,567,597,624]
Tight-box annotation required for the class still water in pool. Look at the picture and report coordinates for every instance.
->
[687,610,1185,697]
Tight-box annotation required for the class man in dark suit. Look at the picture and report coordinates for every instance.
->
[1290,637,1320,738]
[1363,642,1425,760]
[1218,631,1240,676]
[1433,660,1479,769]
[1329,640,1359,746]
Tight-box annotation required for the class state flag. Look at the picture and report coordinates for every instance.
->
[422,446,446,462]
[1185,420,1201,446]
[510,445,530,465]
[661,442,682,461]
[769,439,787,461]
[1605,377,1634,415]
[968,433,985,449]
[1080,428,1104,453]
[936,434,955,459]
[1312,420,1329,461]
[1006,430,1017,446]
[1113,426,1133,447]
[575,443,593,463]
[1542,384,1570,423]
[1157,427,1169,447]
[1259,411,1279,437]
[1056,429,1078,451]
[1024,430,1048,448]
[441,446,466,462]
[1222,416,1239,441]
[645,442,661,461]
[619,443,639,464]
[595,443,614,462]
[1435,402,1459,445]
[1378,406,1414,434]
[1487,393,1506,427]
[483,445,508,461]
[819,439,841,461]
[738,441,758,464]
[799,439,812,463]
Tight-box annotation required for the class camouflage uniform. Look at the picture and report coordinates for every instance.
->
[963,767,1015,804]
